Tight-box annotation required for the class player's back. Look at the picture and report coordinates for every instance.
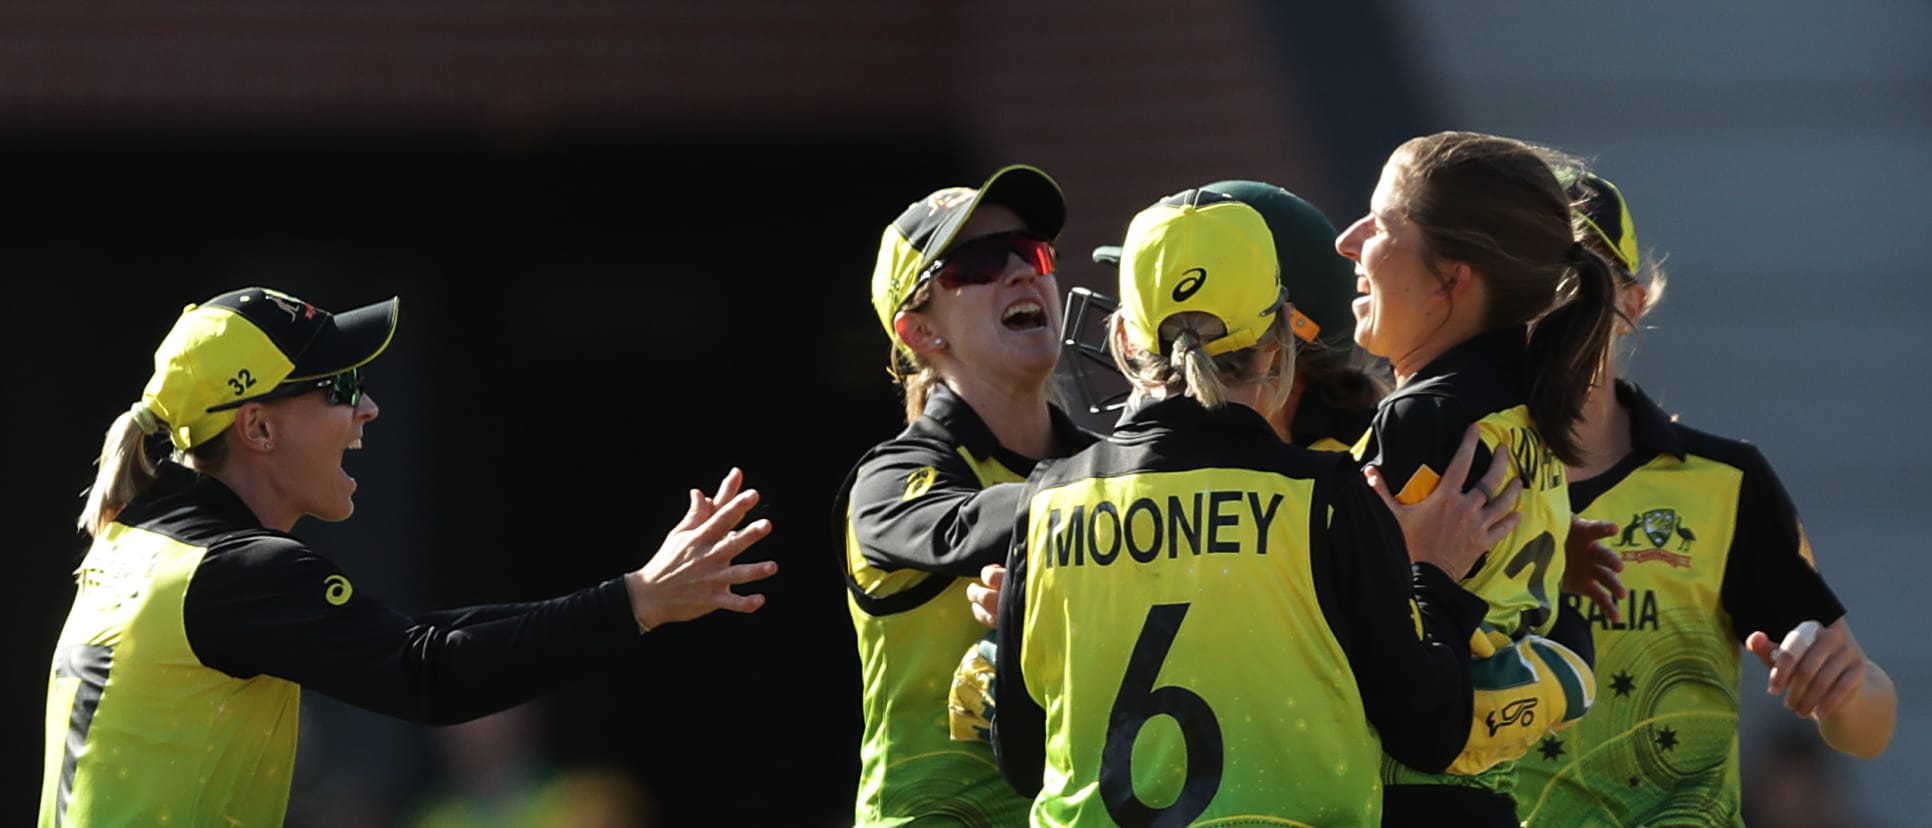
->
[1012,396,1384,826]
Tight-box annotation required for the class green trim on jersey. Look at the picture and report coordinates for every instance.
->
[847,452,1032,828]
[40,522,301,827]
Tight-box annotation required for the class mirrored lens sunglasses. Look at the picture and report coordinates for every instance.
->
[924,231,1056,291]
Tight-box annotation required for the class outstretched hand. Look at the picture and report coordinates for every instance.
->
[1563,516,1626,622]
[626,467,778,631]
[1365,425,1521,581]
[1746,619,1868,721]
[968,564,1004,629]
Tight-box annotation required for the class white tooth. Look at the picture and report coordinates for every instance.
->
[348,439,363,450]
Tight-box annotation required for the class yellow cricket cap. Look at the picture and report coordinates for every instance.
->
[869,165,1066,349]
[1118,189,1282,357]
[140,287,399,450]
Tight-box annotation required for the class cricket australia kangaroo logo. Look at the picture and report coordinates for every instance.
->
[1616,507,1695,568]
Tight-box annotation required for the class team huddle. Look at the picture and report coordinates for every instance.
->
[36,128,1895,828]
[839,131,1896,827]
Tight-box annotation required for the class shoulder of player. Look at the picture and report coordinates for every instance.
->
[201,531,327,571]
[117,486,269,550]
[1669,419,1777,480]
[851,426,975,484]
[1120,420,1344,481]
[1372,388,1472,444]
[840,424,987,529]
[1047,402,1104,453]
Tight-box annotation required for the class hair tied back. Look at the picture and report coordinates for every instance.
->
[129,402,162,436]
[1563,241,1587,267]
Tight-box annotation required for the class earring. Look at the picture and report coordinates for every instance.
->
[933,337,947,347]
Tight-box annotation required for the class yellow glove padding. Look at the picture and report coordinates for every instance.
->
[1447,625,1596,775]
[947,633,999,744]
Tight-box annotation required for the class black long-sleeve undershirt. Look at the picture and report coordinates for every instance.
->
[184,535,641,726]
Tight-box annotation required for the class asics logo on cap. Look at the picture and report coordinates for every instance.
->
[1171,268,1208,302]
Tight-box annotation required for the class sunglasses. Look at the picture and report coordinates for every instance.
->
[924,231,1056,291]
[206,367,365,412]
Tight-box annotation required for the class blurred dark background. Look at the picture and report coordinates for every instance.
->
[6,2,1926,825]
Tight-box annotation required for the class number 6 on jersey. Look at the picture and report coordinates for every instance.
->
[1100,602,1224,827]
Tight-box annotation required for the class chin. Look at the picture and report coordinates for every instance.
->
[1011,348,1060,380]
[314,501,357,523]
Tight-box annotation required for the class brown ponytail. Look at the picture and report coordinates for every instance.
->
[1389,131,1621,465]
[1523,243,1620,465]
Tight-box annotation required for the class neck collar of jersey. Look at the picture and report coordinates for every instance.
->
[149,460,267,528]
[921,382,1090,474]
[1399,325,1530,393]
[1616,379,1686,461]
[1114,394,1277,441]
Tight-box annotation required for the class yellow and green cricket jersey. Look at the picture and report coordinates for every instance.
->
[40,462,646,827]
[1352,328,1586,821]
[41,514,301,827]
[994,396,1489,827]
[1516,382,1844,827]
[840,384,1096,827]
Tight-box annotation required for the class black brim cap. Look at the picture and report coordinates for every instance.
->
[202,288,401,381]
[142,287,400,450]
[287,297,400,380]
[1565,171,1639,275]
[871,164,1068,345]
[917,165,1068,275]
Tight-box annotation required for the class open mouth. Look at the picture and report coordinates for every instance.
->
[1001,300,1048,331]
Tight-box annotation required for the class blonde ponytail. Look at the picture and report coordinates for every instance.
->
[77,404,164,537]
[1112,311,1295,412]
[1169,329,1229,409]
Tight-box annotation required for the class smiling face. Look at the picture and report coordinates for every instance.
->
[909,204,1063,386]
[261,389,380,524]
[1334,159,1453,369]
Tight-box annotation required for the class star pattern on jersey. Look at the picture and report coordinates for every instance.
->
[1610,671,1636,697]
[1656,726,1679,752]
[1538,735,1565,762]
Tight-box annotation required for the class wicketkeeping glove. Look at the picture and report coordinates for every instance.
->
[947,632,999,744]
[1446,624,1596,775]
